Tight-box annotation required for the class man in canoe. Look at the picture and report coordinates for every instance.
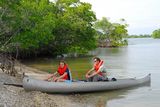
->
[85,57,107,81]
[44,60,72,82]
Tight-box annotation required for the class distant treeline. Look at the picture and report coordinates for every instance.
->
[127,34,151,38]
[127,29,160,39]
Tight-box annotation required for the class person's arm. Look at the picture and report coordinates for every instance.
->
[87,65,105,78]
[57,72,67,80]
[88,70,100,78]
[45,71,58,81]
[86,67,94,78]
[88,64,106,78]
[86,68,94,75]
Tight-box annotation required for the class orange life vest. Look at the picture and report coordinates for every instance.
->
[57,64,69,80]
[94,60,104,76]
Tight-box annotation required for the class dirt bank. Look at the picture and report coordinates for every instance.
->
[0,65,74,107]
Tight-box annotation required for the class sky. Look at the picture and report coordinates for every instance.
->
[80,0,160,35]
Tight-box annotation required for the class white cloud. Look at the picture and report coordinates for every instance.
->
[81,0,160,35]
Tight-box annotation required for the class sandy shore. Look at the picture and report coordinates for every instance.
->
[0,64,74,107]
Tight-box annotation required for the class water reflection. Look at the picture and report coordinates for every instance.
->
[69,84,150,107]
[70,90,125,107]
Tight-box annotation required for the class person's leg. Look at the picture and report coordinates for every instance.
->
[92,75,100,81]
[86,77,93,82]
[56,78,66,82]
[92,75,106,81]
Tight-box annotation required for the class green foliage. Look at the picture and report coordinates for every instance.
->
[0,0,97,57]
[52,0,97,54]
[94,17,128,47]
[11,0,56,55]
[0,0,21,47]
[152,29,160,39]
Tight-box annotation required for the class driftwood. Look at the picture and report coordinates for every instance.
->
[3,82,23,87]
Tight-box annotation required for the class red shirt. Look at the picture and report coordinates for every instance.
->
[94,60,104,76]
[57,64,69,80]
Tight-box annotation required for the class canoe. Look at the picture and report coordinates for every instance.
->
[23,74,151,93]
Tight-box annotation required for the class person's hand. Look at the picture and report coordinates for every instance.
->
[86,74,90,79]
[53,77,58,82]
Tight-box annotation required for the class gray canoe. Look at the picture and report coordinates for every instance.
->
[23,74,151,93]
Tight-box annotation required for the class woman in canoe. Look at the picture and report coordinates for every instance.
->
[45,60,72,82]
[85,57,107,82]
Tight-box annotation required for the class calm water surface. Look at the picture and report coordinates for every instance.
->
[24,38,160,107]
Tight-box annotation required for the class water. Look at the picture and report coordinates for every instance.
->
[24,38,160,107]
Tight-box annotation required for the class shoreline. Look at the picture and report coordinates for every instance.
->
[0,64,74,107]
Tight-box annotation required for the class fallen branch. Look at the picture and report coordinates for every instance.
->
[3,82,23,87]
